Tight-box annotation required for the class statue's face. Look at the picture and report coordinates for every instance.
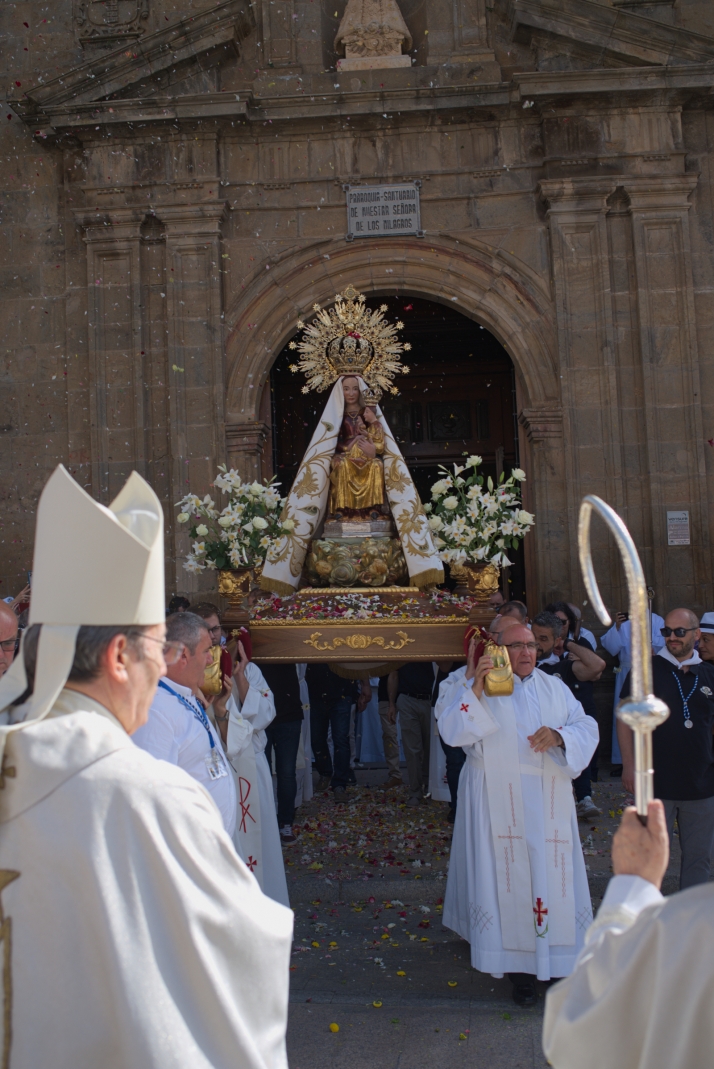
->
[342,377,360,405]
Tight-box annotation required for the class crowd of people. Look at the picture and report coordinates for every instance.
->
[1,469,713,1067]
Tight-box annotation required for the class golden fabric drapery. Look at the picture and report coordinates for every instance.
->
[328,418,385,512]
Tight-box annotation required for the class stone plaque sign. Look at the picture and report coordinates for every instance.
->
[344,182,423,240]
[667,510,690,546]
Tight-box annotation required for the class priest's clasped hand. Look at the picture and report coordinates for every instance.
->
[527,726,564,752]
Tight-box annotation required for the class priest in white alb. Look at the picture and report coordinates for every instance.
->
[0,466,292,1068]
[436,623,598,1005]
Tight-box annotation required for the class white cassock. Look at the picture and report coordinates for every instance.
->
[0,689,292,1069]
[231,662,289,907]
[436,666,598,980]
[543,876,714,1069]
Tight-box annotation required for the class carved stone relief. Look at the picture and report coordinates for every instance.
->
[74,0,149,47]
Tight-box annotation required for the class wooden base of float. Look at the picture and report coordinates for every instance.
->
[221,587,495,676]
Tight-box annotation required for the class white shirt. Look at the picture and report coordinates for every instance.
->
[133,679,237,836]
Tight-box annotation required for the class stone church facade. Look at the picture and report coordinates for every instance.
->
[2,0,714,617]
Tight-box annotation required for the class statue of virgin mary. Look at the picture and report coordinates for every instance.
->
[260,287,444,595]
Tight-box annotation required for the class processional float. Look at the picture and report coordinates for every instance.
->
[578,497,669,821]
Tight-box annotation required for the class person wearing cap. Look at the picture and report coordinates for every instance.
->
[0,466,291,1068]
[618,607,714,890]
[697,611,714,662]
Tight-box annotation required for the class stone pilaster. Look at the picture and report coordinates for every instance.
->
[226,421,270,482]
[160,204,227,587]
[623,174,709,608]
[75,208,146,503]
[538,177,626,605]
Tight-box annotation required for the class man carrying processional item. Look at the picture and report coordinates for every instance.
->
[0,466,292,1068]
[436,623,598,1007]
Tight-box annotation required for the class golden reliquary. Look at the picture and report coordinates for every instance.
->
[483,641,514,697]
[202,645,223,697]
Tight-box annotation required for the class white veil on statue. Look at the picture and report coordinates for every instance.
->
[261,376,444,596]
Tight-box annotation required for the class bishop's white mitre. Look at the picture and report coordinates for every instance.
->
[0,465,165,735]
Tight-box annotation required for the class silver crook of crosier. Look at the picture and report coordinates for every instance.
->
[578,496,669,822]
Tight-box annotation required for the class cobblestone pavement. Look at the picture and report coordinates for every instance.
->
[283,770,684,1067]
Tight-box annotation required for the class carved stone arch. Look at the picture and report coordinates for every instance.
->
[224,234,559,429]
[223,236,563,608]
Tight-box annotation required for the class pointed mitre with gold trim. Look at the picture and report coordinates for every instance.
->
[0,465,165,731]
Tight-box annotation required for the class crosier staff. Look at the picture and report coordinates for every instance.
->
[578,496,670,822]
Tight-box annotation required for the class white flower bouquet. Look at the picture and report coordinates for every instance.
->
[176,466,287,574]
[426,456,534,569]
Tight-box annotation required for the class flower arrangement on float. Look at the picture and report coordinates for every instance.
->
[175,466,288,574]
[425,456,534,592]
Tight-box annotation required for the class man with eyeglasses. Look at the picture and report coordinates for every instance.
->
[617,607,714,890]
[0,467,292,1067]
[133,611,239,835]
[436,623,598,1007]
[0,600,19,678]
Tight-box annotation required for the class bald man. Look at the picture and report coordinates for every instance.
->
[0,601,18,678]
[436,623,598,1004]
[618,607,714,890]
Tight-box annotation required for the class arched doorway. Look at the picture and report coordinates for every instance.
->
[268,295,527,600]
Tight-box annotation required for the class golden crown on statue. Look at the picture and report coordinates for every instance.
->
[288,284,411,402]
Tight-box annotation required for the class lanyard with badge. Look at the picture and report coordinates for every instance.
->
[671,671,699,730]
[158,679,228,779]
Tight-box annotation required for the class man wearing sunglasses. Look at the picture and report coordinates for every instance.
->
[618,607,714,891]
[435,623,598,1007]
[0,600,19,678]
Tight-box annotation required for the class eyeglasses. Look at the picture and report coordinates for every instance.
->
[502,642,538,652]
[660,627,698,638]
[0,637,18,652]
[139,633,185,665]
[206,624,222,635]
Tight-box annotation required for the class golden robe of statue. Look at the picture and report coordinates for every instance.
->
[328,378,386,517]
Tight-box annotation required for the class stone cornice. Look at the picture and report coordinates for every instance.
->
[10,0,254,115]
[518,406,563,443]
[511,0,714,67]
[14,63,714,137]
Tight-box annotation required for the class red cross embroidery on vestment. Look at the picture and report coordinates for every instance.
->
[533,898,548,927]
[545,828,570,867]
[246,856,258,872]
[460,703,469,712]
[239,776,257,833]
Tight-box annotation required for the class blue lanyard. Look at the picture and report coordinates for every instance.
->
[158,679,216,750]
[671,671,698,724]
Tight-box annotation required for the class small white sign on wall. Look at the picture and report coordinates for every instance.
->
[667,510,690,546]
[344,182,423,240]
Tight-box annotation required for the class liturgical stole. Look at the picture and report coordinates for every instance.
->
[481,672,576,953]
[225,695,265,890]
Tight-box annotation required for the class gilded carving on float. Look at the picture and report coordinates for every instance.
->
[303,630,415,651]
